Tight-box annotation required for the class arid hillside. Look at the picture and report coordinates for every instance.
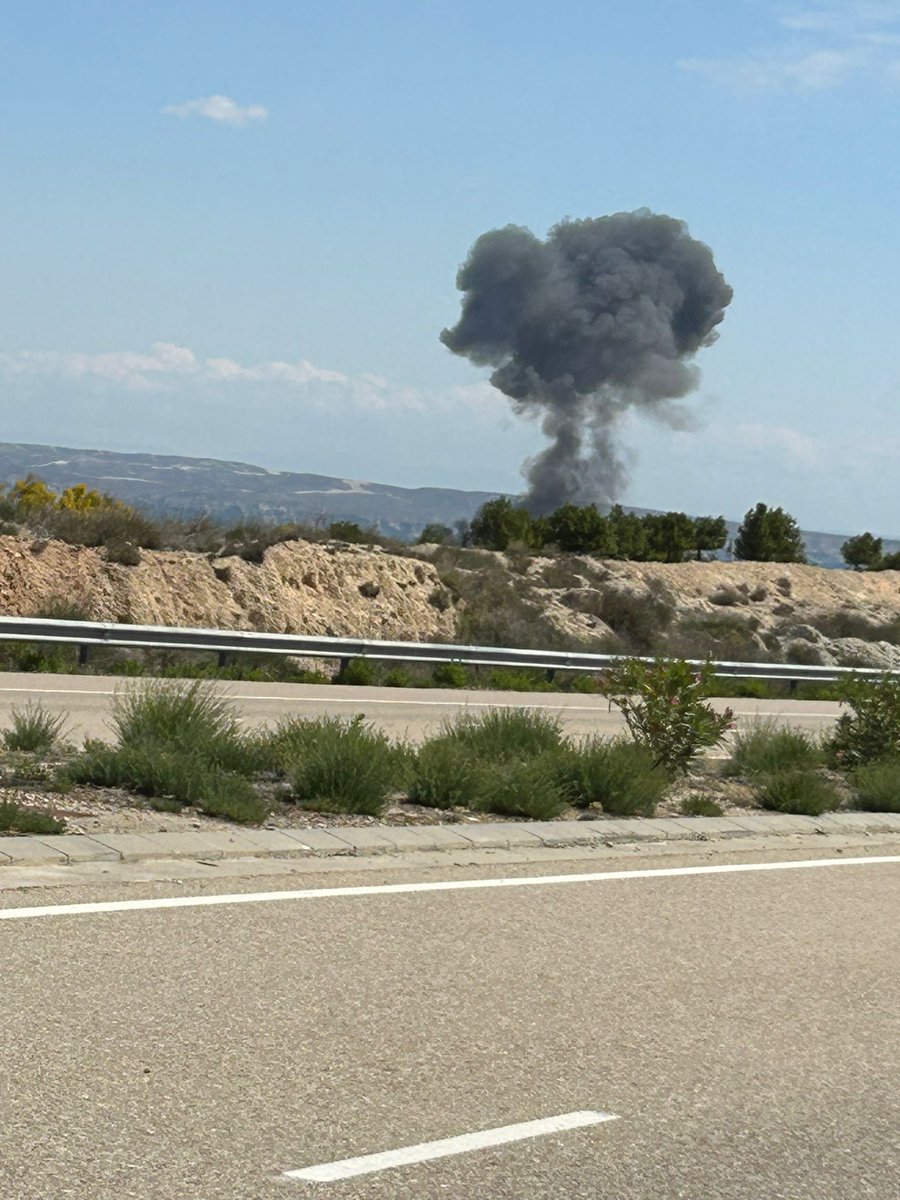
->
[0,536,456,642]
[3,533,900,668]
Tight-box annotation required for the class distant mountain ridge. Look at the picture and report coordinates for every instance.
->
[0,441,891,569]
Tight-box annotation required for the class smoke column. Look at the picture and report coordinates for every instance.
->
[440,209,733,513]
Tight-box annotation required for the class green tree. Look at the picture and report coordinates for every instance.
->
[642,511,696,563]
[326,520,369,543]
[469,497,535,551]
[693,515,729,561]
[608,504,649,561]
[545,503,617,555]
[840,532,883,571]
[417,523,453,545]
[734,503,807,564]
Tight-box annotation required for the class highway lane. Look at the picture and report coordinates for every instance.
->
[0,671,843,743]
[0,851,897,1199]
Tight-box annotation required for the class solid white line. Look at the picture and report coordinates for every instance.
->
[0,684,837,718]
[283,1110,618,1182]
[0,856,894,922]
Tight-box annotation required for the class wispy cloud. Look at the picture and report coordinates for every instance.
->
[0,342,506,419]
[734,422,823,467]
[680,1,900,92]
[163,95,268,126]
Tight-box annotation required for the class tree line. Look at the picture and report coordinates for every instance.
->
[420,499,809,563]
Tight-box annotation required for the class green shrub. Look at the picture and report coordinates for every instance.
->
[284,716,403,815]
[0,643,77,673]
[757,769,841,817]
[64,740,268,820]
[603,659,734,773]
[409,738,484,809]
[852,760,900,812]
[593,588,674,654]
[2,702,68,752]
[326,520,371,544]
[0,799,64,834]
[36,503,162,550]
[570,675,602,694]
[473,753,567,820]
[726,720,821,778]
[680,795,725,817]
[103,539,141,566]
[110,680,260,774]
[557,738,668,816]
[66,741,208,806]
[195,772,270,823]
[828,674,900,768]
[432,662,470,688]
[704,677,773,700]
[441,707,566,761]
[337,658,378,687]
[484,668,556,692]
[382,666,412,688]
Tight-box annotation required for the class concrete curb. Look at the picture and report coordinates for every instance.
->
[2,812,900,866]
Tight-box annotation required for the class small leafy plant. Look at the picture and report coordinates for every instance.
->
[828,674,900,769]
[602,659,734,773]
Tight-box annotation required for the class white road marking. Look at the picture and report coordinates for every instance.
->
[0,684,835,718]
[0,856,894,921]
[283,1110,618,1182]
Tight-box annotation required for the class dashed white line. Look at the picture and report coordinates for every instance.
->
[0,856,894,921]
[283,1110,618,1182]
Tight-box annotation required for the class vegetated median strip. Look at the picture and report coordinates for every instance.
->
[283,1110,619,1183]
[1,856,895,922]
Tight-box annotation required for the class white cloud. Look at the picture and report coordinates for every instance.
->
[682,1,900,92]
[0,342,509,419]
[163,95,268,126]
[734,422,823,467]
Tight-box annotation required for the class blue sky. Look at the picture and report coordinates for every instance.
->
[2,0,899,533]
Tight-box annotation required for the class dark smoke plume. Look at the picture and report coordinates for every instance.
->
[440,209,733,513]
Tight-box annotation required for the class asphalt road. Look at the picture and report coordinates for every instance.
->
[1,850,897,1199]
[0,671,843,742]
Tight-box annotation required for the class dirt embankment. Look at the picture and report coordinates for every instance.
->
[0,536,457,641]
[4,533,900,667]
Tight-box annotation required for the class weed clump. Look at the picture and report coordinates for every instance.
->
[2,703,68,753]
[726,720,821,778]
[757,769,840,817]
[0,799,64,834]
[282,716,406,816]
[557,738,668,816]
[852,760,900,812]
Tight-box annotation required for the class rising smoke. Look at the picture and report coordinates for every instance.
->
[440,209,733,513]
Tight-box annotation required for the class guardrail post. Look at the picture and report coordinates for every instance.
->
[789,678,798,695]
[78,644,90,666]
[545,668,557,685]
[217,650,235,669]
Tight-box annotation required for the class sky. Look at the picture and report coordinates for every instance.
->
[1,0,900,534]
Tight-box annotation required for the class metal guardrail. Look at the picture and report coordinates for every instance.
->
[0,616,886,684]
